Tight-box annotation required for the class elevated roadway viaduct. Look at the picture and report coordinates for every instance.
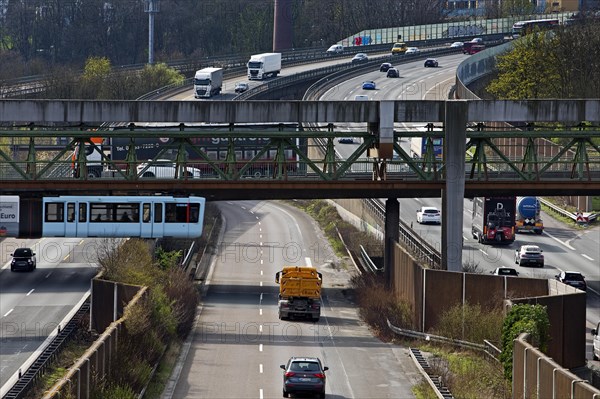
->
[1,98,600,274]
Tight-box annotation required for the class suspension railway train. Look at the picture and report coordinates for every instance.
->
[0,195,206,239]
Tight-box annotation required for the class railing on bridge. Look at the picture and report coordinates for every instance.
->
[1,125,598,184]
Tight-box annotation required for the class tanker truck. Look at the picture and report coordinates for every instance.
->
[275,266,322,321]
[515,196,544,234]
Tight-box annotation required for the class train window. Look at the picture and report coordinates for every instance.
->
[45,202,64,222]
[164,203,201,223]
[143,203,151,223]
[189,204,200,223]
[116,204,138,222]
[91,203,112,222]
[154,203,162,223]
[79,203,87,222]
[67,203,76,222]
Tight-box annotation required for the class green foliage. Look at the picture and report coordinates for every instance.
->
[488,24,600,100]
[434,302,505,344]
[91,382,136,399]
[156,247,183,270]
[138,63,185,94]
[499,304,550,380]
[93,237,200,393]
[488,33,560,99]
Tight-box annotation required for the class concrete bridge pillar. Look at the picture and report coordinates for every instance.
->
[273,0,293,51]
[442,101,468,272]
[384,198,399,286]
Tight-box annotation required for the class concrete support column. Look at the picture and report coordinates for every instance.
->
[384,198,399,287]
[442,101,468,272]
[273,0,293,51]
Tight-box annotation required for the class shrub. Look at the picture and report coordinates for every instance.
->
[500,304,550,380]
[350,273,412,338]
[434,302,504,344]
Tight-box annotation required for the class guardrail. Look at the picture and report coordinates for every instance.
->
[359,245,382,273]
[363,198,442,269]
[1,297,90,399]
[538,198,597,223]
[387,319,500,361]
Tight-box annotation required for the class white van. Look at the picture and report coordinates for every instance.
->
[592,321,600,360]
[354,95,369,101]
[326,44,343,54]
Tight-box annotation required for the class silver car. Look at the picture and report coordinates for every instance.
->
[137,160,202,178]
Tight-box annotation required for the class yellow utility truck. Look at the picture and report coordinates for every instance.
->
[275,266,322,321]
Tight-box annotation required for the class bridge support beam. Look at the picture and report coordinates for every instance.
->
[384,198,399,286]
[442,101,468,272]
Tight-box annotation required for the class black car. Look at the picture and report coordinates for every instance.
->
[11,247,37,272]
[281,357,328,398]
[424,58,439,68]
[555,271,587,291]
[379,62,392,72]
[386,68,399,78]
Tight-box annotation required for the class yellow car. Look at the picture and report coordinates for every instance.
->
[391,42,407,55]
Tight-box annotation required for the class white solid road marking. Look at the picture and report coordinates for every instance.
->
[26,289,34,296]
[544,231,576,250]
[582,254,595,261]
[4,309,13,317]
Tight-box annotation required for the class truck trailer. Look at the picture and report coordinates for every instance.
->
[71,124,303,178]
[193,67,223,98]
[515,196,544,234]
[276,266,322,321]
[471,197,516,244]
[247,53,281,80]
[410,137,443,159]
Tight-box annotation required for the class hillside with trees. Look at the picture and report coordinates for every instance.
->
[0,0,447,78]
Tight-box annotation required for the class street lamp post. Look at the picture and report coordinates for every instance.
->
[143,0,160,64]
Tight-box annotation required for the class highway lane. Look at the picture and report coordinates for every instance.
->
[168,51,399,101]
[319,52,600,360]
[0,237,98,393]
[168,200,421,398]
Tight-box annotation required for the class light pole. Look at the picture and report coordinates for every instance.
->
[143,0,160,64]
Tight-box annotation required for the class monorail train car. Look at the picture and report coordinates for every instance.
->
[41,195,206,238]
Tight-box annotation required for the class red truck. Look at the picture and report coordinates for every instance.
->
[471,197,516,244]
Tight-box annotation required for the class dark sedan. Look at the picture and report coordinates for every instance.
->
[424,58,439,68]
[380,62,392,72]
[351,53,368,63]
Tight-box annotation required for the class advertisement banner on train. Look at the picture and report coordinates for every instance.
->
[0,195,19,237]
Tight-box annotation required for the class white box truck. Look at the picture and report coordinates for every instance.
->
[247,53,281,80]
[193,67,223,98]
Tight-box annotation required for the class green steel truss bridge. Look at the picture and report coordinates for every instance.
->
[1,99,599,200]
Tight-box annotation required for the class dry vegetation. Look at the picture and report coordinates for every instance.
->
[295,199,513,399]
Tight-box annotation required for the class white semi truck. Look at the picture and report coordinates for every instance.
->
[193,67,223,98]
[247,53,281,80]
